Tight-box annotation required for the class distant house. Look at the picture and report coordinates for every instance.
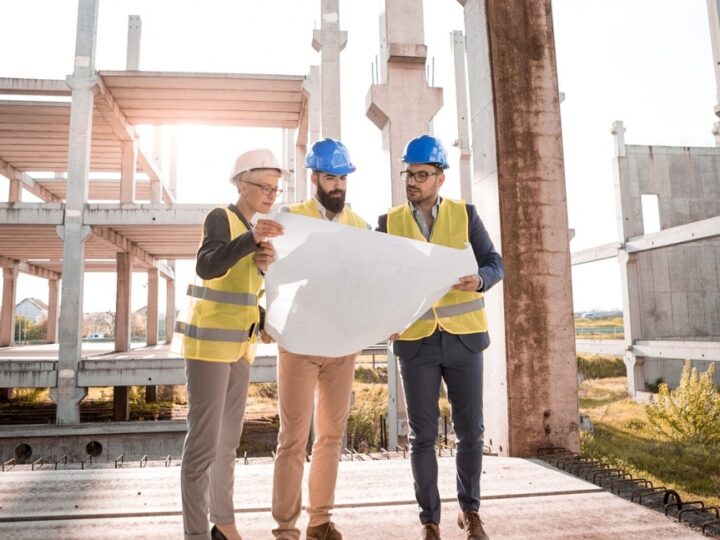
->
[15,298,48,323]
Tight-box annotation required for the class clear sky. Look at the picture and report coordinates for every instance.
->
[0,0,717,315]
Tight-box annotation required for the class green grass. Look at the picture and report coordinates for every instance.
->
[580,377,720,508]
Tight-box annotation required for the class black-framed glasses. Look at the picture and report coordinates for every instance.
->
[242,180,284,196]
[400,170,440,183]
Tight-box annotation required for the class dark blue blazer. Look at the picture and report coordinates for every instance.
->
[377,202,504,359]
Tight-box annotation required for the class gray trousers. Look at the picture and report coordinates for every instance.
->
[181,358,251,540]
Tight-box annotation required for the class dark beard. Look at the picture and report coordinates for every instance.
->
[317,184,346,214]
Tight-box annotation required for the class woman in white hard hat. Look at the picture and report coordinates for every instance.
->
[177,148,286,540]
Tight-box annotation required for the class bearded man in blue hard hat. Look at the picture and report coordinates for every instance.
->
[271,138,369,540]
[377,134,504,540]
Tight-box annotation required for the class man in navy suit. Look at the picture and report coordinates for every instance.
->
[377,135,504,540]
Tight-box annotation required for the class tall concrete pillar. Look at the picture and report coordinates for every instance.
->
[312,0,347,139]
[611,121,644,395]
[452,30,472,201]
[8,178,21,203]
[713,121,720,146]
[146,268,158,347]
[126,14,141,70]
[1,267,18,347]
[459,0,579,456]
[53,0,98,424]
[706,0,720,113]
[114,251,132,420]
[165,263,176,344]
[366,0,443,205]
[144,267,159,401]
[47,278,59,343]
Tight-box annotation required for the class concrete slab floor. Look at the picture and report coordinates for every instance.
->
[0,456,707,539]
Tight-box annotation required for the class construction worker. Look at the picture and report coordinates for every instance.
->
[377,135,504,540]
[178,148,285,540]
[272,138,369,540]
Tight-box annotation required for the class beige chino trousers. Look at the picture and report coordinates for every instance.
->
[272,348,357,539]
[181,357,251,540]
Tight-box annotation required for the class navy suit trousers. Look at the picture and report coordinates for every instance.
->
[397,329,485,525]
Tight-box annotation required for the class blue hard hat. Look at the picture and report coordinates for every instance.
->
[305,138,356,175]
[401,134,450,169]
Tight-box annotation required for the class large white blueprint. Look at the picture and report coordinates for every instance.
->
[263,212,477,357]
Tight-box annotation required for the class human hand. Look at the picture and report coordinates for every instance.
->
[452,274,481,292]
[260,330,274,344]
[254,241,276,272]
[388,333,400,341]
[252,219,284,244]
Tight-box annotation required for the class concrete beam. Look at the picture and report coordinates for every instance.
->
[0,361,57,388]
[571,242,622,265]
[0,203,65,225]
[632,340,720,361]
[89,226,174,279]
[625,215,720,253]
[0,255,61,281]
[84,204,214,225]
[0,159,63,202]
[0,78,70,96]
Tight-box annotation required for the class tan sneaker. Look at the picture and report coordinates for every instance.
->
[419,522,441,540]
[457,510,489,540]
[306,521,342,540]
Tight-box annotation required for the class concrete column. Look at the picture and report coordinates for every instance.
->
[386,346,407,449]
[706,0,720,113]
[8,178,21,203]
[281,128,295,204]
[164,261,175,344]
[146,268,158,347]
[312,0,347,139]
[459,0,579,456]
[151,126,163,203]
[114,251,132,421]
[126,14,141,70]
[120,140,137,203]
[53,0,98,425]
[452,30,472,201]
[294,144,307,203]
[611,121,644,395]
[47,278,59,343]
[169,130,178,199]
[366,0,443,205]
[1,267,18,347]
[713,121,720,146]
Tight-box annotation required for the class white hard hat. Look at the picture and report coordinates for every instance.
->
[229,148,290,183]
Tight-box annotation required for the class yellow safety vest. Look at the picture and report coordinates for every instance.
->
[387,199,488,340]
[288,199,369,229]
[177,208,262,362]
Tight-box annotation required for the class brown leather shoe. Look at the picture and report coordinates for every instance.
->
[419,522,441,540]
[306,521,342,540]
[457,510,489,540]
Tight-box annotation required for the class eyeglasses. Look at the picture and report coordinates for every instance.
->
[242,180,284,196]
[400,170,440,183]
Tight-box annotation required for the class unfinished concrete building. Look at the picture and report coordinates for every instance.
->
[1,0,580,461]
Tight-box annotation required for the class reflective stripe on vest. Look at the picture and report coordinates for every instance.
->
[387,199,489,340]
[178,207,262,362]
[175,322,250,343]
[288,199,369,229]
[186,284,257,306]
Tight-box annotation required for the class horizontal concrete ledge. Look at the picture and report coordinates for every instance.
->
[633,339,720,361]
[0,487,606,524]
[0,419,188,439]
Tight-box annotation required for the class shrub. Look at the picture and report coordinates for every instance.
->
[577,355,626,379]
[355,366,388,384]
[645,361,720,446]
[347,385,387,451]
